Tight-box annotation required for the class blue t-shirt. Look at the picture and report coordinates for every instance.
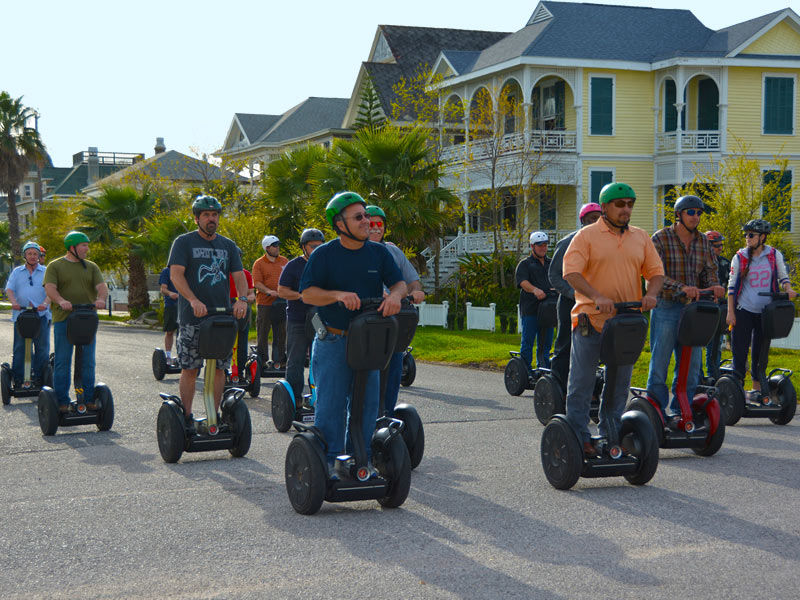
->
[167,231,243,325]
[279,255,311,324]
[299,239,403,330]
[158,267,178,307]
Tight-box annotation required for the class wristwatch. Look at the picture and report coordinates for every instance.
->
[237,296,248,302]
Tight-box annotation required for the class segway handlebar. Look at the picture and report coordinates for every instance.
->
[337,296,416,311]
[613,301,642,314]
[70,303,97,311]
[758,291,790,300]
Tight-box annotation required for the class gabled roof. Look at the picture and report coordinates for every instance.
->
[236,113,280,144]
[254,97,349,145]
[51,163,126,197]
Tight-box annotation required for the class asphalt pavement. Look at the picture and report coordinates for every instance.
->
[0,317,799,599]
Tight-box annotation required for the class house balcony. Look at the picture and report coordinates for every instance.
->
[441,130,577,163]
[656,130,721,154]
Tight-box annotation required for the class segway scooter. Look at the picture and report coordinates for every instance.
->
[400,346,416,387]
[156,309,252,463]
[2,307,53,405]
[627,294,725,456]
[152,347,181,381]
[504,293,558,396]
[272,308,318,432]
[285,298,414,515]
[224,335,261,399]
[540,302,659,490]
[718,291,796,426]
[37,305,114,436]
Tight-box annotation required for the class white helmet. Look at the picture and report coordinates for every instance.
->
[261,235,280,251]
[529,231,548,245]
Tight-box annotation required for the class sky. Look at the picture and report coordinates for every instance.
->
[2,0,796,167]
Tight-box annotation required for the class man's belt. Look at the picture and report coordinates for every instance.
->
[325,325,348,336]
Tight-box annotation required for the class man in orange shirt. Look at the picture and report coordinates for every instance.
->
[562,182,664,457]
[252,235,289,369]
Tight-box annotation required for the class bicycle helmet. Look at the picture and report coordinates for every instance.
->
[22,241,41,254]
[529,231,549,245]
[325,191,366,228]
[299,228,325,246]
[63,231,89,250]
[579,203,601,220]
[599,182,636,204]
[39,245,46,255]
[743,219,771,235]
[261,235,280,251]
[191,194,222,215]
[365,205,386,220]
[674,195,704,213]
[705,230,724,243]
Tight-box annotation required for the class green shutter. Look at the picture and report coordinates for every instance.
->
[697,78,719,131]
[665,80,677,132]
[590,171,613,204]
[590,77,613,135]
[764,77,794,134]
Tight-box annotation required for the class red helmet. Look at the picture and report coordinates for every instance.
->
[579,202,601,220]
[705,231,724,243]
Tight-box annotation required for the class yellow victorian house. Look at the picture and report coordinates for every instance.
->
[429,1,800,251]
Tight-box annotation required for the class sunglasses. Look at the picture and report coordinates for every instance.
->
[612,199,635,208]
[745,232,761,239]
[369,221,384,228]
[684,209,703,216]
[28,275,33,286]
[346,213,367,222]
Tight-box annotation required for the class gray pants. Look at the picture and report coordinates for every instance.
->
[565,326,633,445]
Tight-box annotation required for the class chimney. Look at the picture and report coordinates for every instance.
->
[87,147,99,184]
[154,137,166,155]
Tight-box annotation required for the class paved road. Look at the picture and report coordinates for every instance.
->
[1,318,799,599]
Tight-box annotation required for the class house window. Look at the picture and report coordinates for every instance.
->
[23,185,31,197]
[589,170,613,204]
[504,94,517,135]
[763,169,792,231]
[538,81,565,131]
[763,76,795,135]
[501,192,517,229]
[697,78,719,131]
[664,80,686,132]
[590,76,613,135]
[539,189,556,230]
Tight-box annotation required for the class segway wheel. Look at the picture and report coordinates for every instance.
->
[157,403,185,463]
[1,366,11,405]
[394,403,425,469]
[619,410,659,486]
[37,388,59,436]
[540,416,582,490]
[378,434,412,508]
[42,362,54,389]
[95,384,114,431]
[271,382,295,432]
[504,358,528,396]
[626,396,665,447]
[152,349,167,381]
[400,352,416,387]
[692,401,725,457]
[769,376,796,425]
[229,400,252,458]
[716,375,745,426]
[285,435,326,515]
[248,361,261,399]
[533,375,564,425]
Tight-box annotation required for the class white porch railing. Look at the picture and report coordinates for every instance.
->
[417,301,449,328]
[466,302,496,332]
[656,130,721,153]
[440,130,577,163]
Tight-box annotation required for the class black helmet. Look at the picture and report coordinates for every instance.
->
[674,195,704,213]
[743,219,771,235]
[191,194,223,215]
[300,228,325,246]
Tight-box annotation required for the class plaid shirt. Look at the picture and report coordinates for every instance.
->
[651,225,719,301]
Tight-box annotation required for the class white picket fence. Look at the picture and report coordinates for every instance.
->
[771,318,800,350]
[466,302,496,332]
[417,301,449,328]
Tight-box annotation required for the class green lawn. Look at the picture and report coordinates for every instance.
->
[412,324,800,389]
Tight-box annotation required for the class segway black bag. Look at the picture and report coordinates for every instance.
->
[676,301,719,348]
[762,299,795,339]
[198,314,237,360]
[66,306,99,346]
[347,310,398,372]
[537,295,558,330]
[391,304,419,354]
[599,313,648,366]
[16,309,41,339]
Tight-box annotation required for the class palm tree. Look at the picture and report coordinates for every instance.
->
[79,186,157,316]
[0,92,47,261]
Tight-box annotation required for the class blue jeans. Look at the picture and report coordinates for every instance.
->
[384,351,403,417]
[520,314,554,372]
[311,332,379,463]
[646,300,701,415]
[53,320,96,406]
[566,327,633,444]
[12,315,50,384]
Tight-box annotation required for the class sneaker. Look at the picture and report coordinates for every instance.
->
[666,414,682,431]
[747,391,764,405]
[184,413,196,434]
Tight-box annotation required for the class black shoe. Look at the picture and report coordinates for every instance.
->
[184,413,196,434]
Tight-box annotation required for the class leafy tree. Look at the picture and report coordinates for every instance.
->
[0,92,47,260]
[27,198,81,264]
[79,186,159,316]
[353,76,385,131]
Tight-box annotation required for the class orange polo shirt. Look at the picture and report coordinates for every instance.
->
[563,218,664,331]
[252,254,288,306]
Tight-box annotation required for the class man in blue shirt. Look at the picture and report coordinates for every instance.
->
[5,241,50,386]
[299,192,406,472]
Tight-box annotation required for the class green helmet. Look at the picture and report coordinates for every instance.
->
[64,231,89,250]
[365,205,386,220]
[325,191,366,228]
[22,241,41,254]
[599,182,636,204]
[191,194,223,215]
